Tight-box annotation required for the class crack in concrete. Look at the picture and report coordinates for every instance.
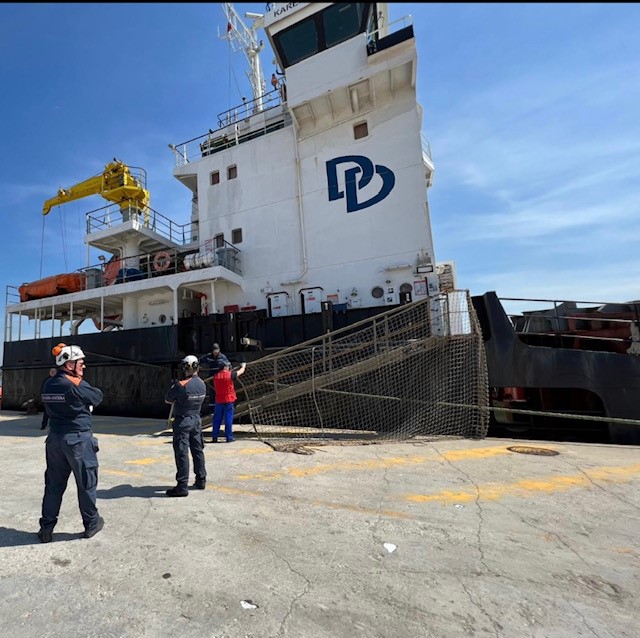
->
[120,494,153,542]
[370,450,392,552]
[200,504,311,638]
[243,533,311,638]
[568,602,601,638]
[428,443,499,578]
[214,446,254,485]
[496,501,592,570]
[200,473,312,638]
[455,575,502,637]
[559,457,640,515]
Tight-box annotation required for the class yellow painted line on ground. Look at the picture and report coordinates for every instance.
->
[125,455,174,466]
[234,445,515,481]
[442,446,535,461]
[236,456,426,480]
[612,547,640,558]
[123,446,271,467]
[96,466,416,520]
[126,438,168,446]
[234,448,272,455]
[206,485,413,520]
[102,468,145,479]
[405,463,640,504]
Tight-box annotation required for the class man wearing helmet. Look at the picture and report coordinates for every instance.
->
[164,355,208,497]
[37,343,104,543]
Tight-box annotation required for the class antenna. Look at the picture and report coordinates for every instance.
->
[219,3,266,111]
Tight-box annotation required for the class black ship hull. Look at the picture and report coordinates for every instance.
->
[1,304,390,419]
[4,295,640,444]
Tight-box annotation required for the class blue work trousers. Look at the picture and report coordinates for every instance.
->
[40,431,100,533]
[172,417,206,489]
[213,403,235,441]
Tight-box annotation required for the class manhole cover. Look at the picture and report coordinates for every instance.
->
[507,445,559,456]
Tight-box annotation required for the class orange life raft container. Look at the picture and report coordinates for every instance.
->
[19,273,86,302]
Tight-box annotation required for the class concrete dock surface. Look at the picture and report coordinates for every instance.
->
[0,409,638,638]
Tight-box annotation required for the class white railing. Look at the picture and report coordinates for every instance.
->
[421,132,432,162]
[85,200,196,246]
[169,89,290,167]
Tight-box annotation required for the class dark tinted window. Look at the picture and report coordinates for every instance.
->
[274,3,371,68]
[324,3,365,47]
[278,18,319,66]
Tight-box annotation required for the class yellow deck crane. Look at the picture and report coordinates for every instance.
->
[42,159,151,226]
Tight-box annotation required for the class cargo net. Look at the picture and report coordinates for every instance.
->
[234,290,489,452]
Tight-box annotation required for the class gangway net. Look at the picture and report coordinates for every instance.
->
[230,290,489,451]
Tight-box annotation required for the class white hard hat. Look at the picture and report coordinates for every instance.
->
[52,343,86,367]
[181,354,199,370]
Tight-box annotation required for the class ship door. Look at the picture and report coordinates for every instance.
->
[300,287,323,314]
[399,283,413,305]
[267,292,289,318]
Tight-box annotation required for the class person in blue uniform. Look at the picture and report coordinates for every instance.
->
[164,355,208,497]
[38,343,104,543]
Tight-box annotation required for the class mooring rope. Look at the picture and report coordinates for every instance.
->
[436,402,640,427]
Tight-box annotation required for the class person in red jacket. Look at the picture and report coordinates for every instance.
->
[212,361,246,443]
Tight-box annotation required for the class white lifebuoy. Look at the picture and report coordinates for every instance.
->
[153,251,171,272]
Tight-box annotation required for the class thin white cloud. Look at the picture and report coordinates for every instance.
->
[468,267,640,306]
[449,191,640,242]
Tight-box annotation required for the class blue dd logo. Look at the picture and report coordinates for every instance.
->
[326,155,395,213]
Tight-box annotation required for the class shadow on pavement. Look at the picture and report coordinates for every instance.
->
[0,527,81,547]
[97,484,170,499]
[0,410,167,438]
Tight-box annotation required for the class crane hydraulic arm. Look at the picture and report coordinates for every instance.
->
[42,159,151,225]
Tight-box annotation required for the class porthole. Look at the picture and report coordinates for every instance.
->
[371,286,384,299]
[400,283,413,294]
[159,314,167,324]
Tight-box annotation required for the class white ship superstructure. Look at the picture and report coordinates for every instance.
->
[171,1,438,317]
[4,1,438,344]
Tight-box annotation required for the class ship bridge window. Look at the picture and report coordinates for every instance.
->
[278,17,319,67]
[273,3,372,69]
[323,3,367,48]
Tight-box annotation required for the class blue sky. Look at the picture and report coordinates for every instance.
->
[1,2,640,351]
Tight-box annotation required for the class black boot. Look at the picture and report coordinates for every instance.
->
[84,517,105,539]
[166,486,189,497]
[37,529,53,543]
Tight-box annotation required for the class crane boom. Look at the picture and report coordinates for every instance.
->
[42,160,151,225]
[220,3,265,109]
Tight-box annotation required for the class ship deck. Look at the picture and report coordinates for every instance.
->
[0,410,638,637]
